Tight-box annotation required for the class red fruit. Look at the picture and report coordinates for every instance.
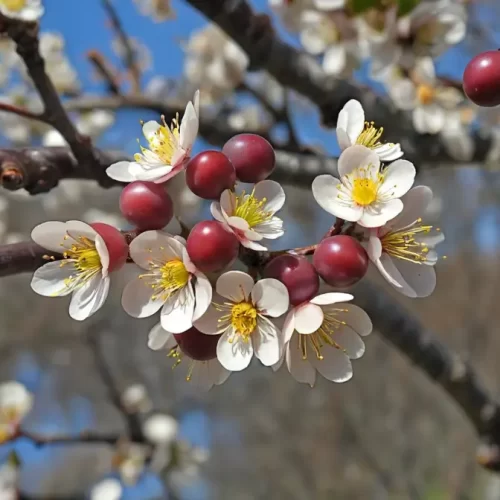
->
[119,181,173,231]
[222,134,275,183]
[185,151,236,200]
[313,235,368,288]
[463,50,500,107]
[264,254,319,306]
[90,222,128,272]
[174,328,221,361]
[187,221,240,273]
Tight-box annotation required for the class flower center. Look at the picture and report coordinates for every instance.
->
[351,178,379,206]
[140,258,189,301]
[56,233,102,293]
[381,218,439,263]
[356,121,384,149]
[234,190,273,227]
[135,114,180,166]
[0,0,26,12]
[417,84,435,105]
[416,21,442,46]
[297,309,349,360]
[230,301,257,339]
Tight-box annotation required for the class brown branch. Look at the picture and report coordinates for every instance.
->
[183,0,492,165]
[0,101,45,122]
[1,14,107,184]
[87,49,122,95]
[101,0,141,93]
[18,429,125,446]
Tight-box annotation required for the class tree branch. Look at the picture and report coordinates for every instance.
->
[101,0,141,93]
[87,50,122,95]
[183,0,492,165]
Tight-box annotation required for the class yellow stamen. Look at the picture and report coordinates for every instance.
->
[351,178,379,206]
[234,190,273,227]
[381,218,436,263]
[297,309,349,361]
[417,84,435,105]
[230,301,257,340]
[135,114,180,165]
[356,121,384,149]
[140,258,189,301]
[55,233,102,295]
[0,0,26,12]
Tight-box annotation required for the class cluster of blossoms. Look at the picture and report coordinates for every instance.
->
[29,91,445,390]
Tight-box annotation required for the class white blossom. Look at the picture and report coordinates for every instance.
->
[112,36,153,72]
[0,460,18,500]
[121,231,212,334]
[77,110,114,138]
[107,91,199,184]
[274,293,372,386]
[0,0,43,22]
[148,323,231,391]
[121,384,152,414]
[30,221,113,321]
[90,478,122,500]
[195,271,289,371]
[366,186,444,298]
[337,99,403,161]
[133,0,174,22]
[0,381,33,442]
[312,145,416,227]
[388,58,463,135]
[143,413,179,445]
[211,180,285,251]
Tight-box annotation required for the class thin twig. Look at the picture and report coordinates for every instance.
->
[0,101,46,122]
[101,0,141,93]
[282,89,300,148]
[87,49,122,95]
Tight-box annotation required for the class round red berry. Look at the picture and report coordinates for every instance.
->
[185,151,236,200]
[174,328,221,361]
[187,221,240,273]
[264,254,319,306]
[119,181,173,231]
[463,51,500,107]
[222,134,275,183]
[90,222,128,272]
[313,235,368,288]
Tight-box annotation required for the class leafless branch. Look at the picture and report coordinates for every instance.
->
[101,0,142,93]
[0,101,45,122]
[87,49,122,95]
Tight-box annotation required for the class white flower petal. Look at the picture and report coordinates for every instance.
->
[376,253,415,295]
[342,304,373,336]
[210,358,231,387]
[194,297,226,335]
[312,174,362,221]
[192,273,212,322]
[216,271,254,302]
[358,199,403,228]
[179,99,199,151]
[379,159,416,199]
[106,161,139,182]
[282,309,296,344]
[338,145,380,178]
[389,79,418,111]
[414,104,445,135]
[394,259,436,298]
[389,186,433,230]
[90,479,122,500]
[253,318,281,366]
[160,283,195,333]
[129,231,180,269]
[122,276,164,317]
[293,303,324,334]
[335,326,365,359]
[219,189,236,216]
[241,239,269,251]
[311,345,353,383]
[69,275,110,321]
[210,202,226,223]
[217,332,253,371]
[414,57,435,85]
[31,221,67,252]
[373,143,403,161]
[142,120,161,141]
[336,99,364,149]
[31,260,75,297]
[286,337,316,387]
[310,292,354,306]
[94,234,110,276]
[148,323,174,351]
[367,233,383,262]
[323,44,346,76]
[251,278,289,317]
[252,180,285,213]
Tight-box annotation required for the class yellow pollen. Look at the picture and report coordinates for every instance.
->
[356,121,384,149]
[140,257,189,301]
[381,217,435,263]
[0,0,26,12]
[234,190,273,227]
[56,233,102,294]
[351,178,379,206]
[230,301,257,340]
[417,84,435,105]
[135,114,180,165]
[297,310,349,361]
